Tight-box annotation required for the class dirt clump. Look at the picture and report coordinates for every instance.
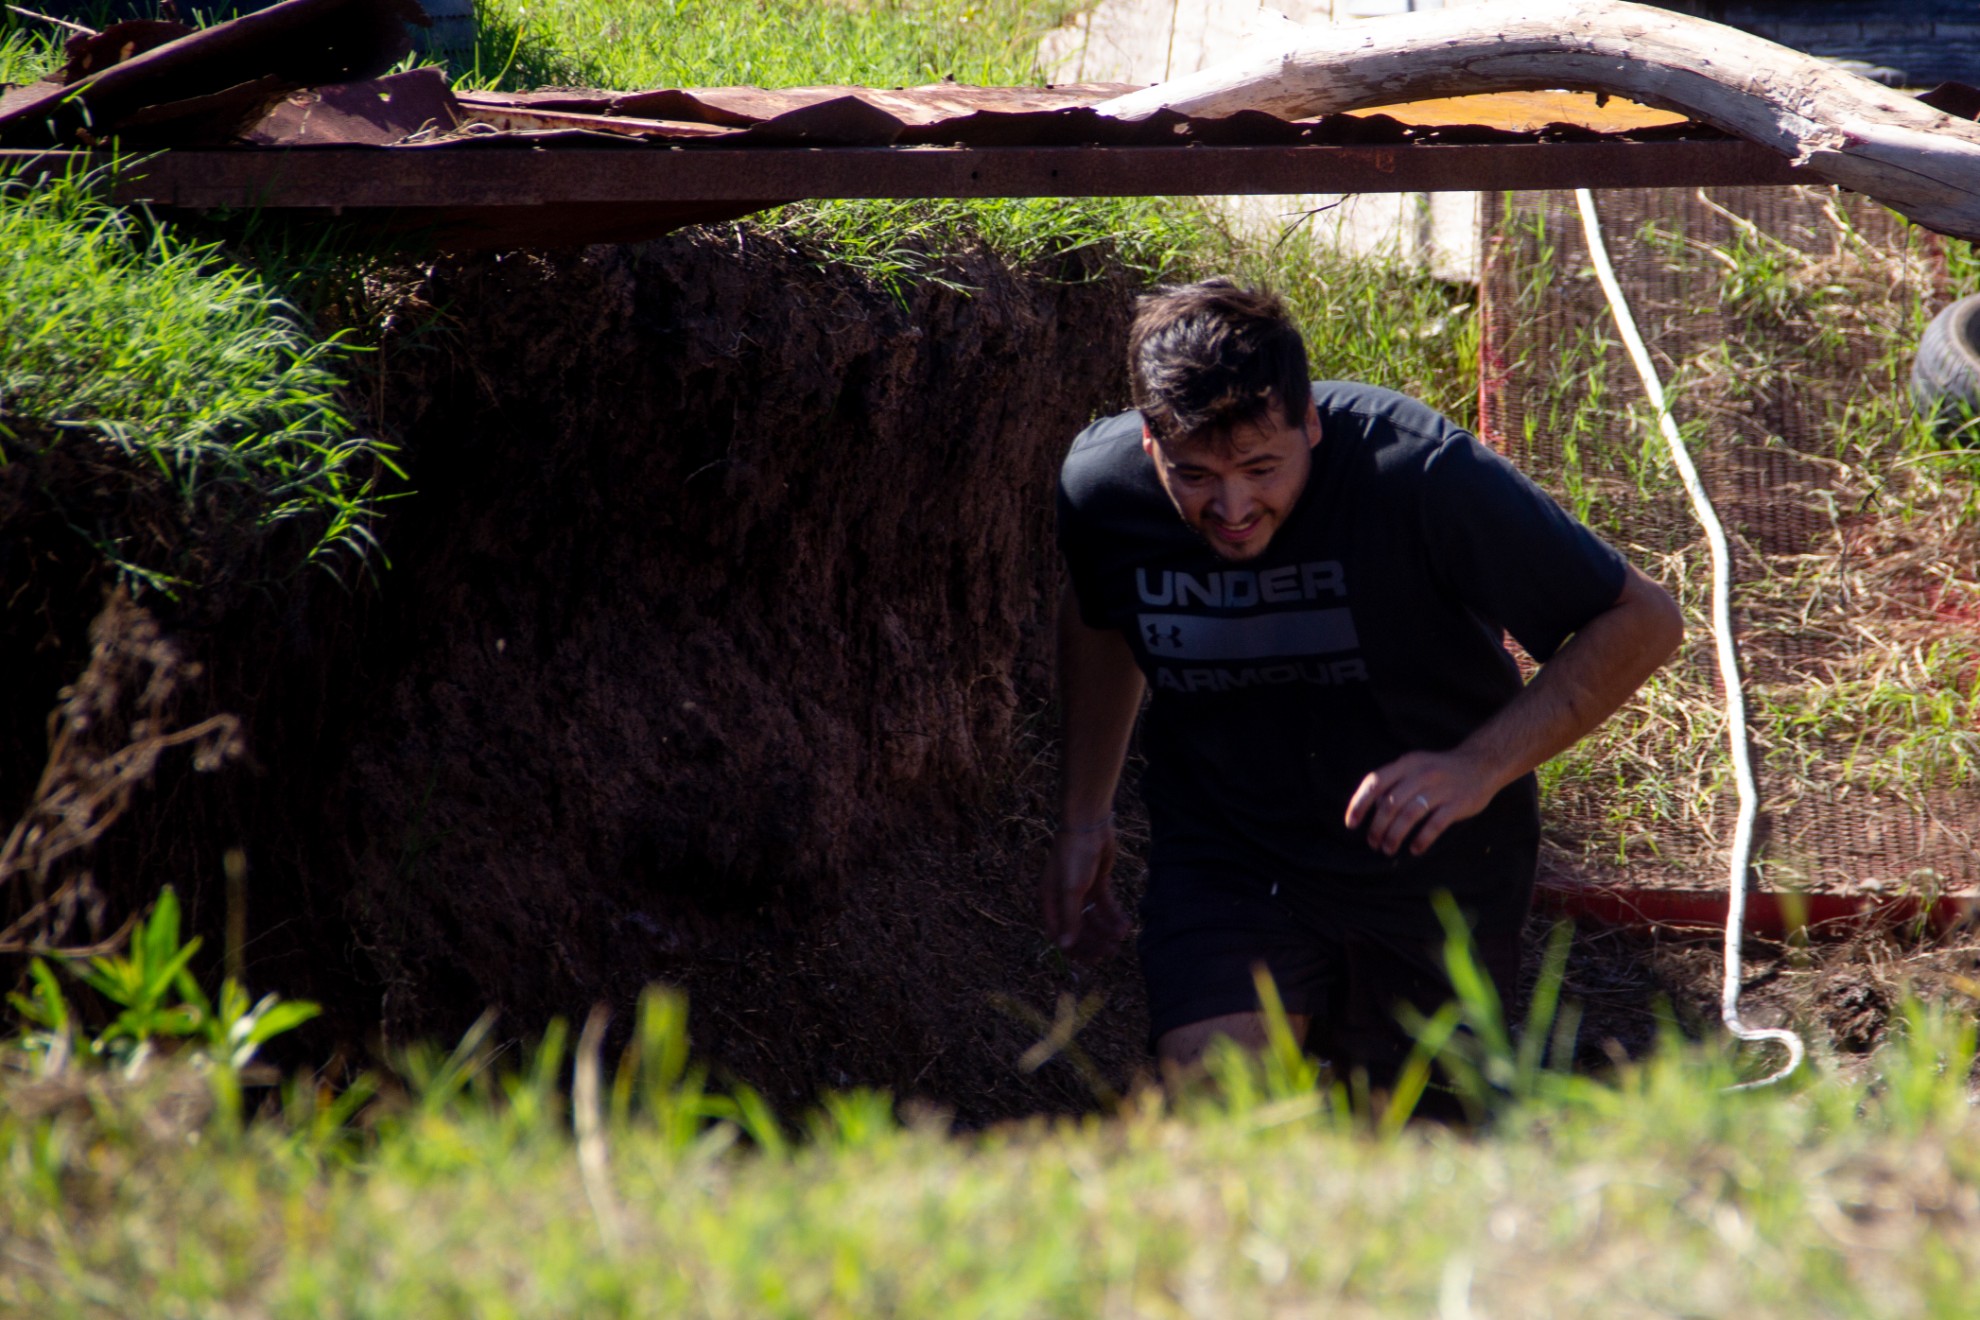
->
[1815,974,1892,1054]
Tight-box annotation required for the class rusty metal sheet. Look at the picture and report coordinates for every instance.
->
[445,87,1718,154]
[59,20,192,84]
[451,85,1139,147]
[452,105,731,142]
[0,135,1807,248]
[0,0,423,148]
[0,81,60,119]
[1356,90,1689,134]
[455,82,1141,128]
[452,83,1725,152]
[243,68,458,147]
[117,75,292,147]
[459,82,1697,137]
[1918,81,1980,120]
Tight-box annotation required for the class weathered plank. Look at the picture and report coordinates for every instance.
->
[2,138,1802,202]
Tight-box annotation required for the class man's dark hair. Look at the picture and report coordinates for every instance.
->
[1128,278,1310,449]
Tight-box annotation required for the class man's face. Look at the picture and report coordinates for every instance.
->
[1142,401,1320,561]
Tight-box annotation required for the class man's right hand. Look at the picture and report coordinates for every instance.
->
[1042,821,1131,964]
[1046,586,1145,965]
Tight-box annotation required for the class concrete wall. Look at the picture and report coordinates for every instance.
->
[1038,0,1485,282]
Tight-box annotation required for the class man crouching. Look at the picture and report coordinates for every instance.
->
[1045,278,1681,1092]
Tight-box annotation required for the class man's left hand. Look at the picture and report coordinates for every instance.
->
[1345,751,1500,857]
[1344,566,1685,858]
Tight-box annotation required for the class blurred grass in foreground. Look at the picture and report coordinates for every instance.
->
[2,976,1976,1317]
[1,6,1974,1316]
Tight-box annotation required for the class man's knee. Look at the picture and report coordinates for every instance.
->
[1156,1010,1311,1068]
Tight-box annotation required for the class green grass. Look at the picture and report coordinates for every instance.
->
[0,22,59,84]
[0,165,395,593]
[3,981,1977,1317]
[9,900,1977,1317]
[446,0,1219,292]
[4,16,396,595]
[7,1,1088,93]
[454,0,1088,93]
[1493,192,1980,877]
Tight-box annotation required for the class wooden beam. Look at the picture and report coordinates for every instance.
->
[5,138,1804,212]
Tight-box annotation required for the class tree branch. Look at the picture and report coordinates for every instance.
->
[1095,0,1980,243]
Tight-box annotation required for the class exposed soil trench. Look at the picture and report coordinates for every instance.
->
[6,228,1171,1122]
[8,225,1971,1121]
[331,234,1159,1117]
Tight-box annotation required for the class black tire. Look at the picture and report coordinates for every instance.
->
[1912,293,1980,441]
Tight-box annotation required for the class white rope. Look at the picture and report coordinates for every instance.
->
[1573,188,1804,1089]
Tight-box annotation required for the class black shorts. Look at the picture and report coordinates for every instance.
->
[1136,838,1538,1086]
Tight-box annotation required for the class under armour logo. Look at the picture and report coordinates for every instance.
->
[1146,622,1184,649]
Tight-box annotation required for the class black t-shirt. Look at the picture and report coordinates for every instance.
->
[1056,381,1628,877]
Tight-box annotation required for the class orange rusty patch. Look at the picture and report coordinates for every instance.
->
[1351,90,1690,133]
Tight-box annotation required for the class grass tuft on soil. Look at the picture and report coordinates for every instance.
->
[0,165,396,596]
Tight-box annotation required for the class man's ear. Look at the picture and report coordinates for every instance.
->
[1141,424,1157,459]
[1302,399,1322,450]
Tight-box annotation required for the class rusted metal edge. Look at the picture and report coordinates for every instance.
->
[1536,879,1980,942]
[3,138,1807,209]
[0,0,422,149]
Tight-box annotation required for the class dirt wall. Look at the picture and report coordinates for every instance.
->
[16,218,1955,1111]
[2,221,1158,1120]
[329,232,1154,1115]
[0,225,1156,1121]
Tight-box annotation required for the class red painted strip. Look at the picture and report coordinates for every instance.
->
[1535,880,1980,940]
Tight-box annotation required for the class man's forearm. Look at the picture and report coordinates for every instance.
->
[1042,586,1143,958]
[1456,564,1684,797]
[1348,564,1683,855]
[1057,585,1146,826]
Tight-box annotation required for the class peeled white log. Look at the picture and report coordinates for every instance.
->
[1094,0,1980,243]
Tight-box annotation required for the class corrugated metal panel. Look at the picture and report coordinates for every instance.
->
[0,0,1955,248]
